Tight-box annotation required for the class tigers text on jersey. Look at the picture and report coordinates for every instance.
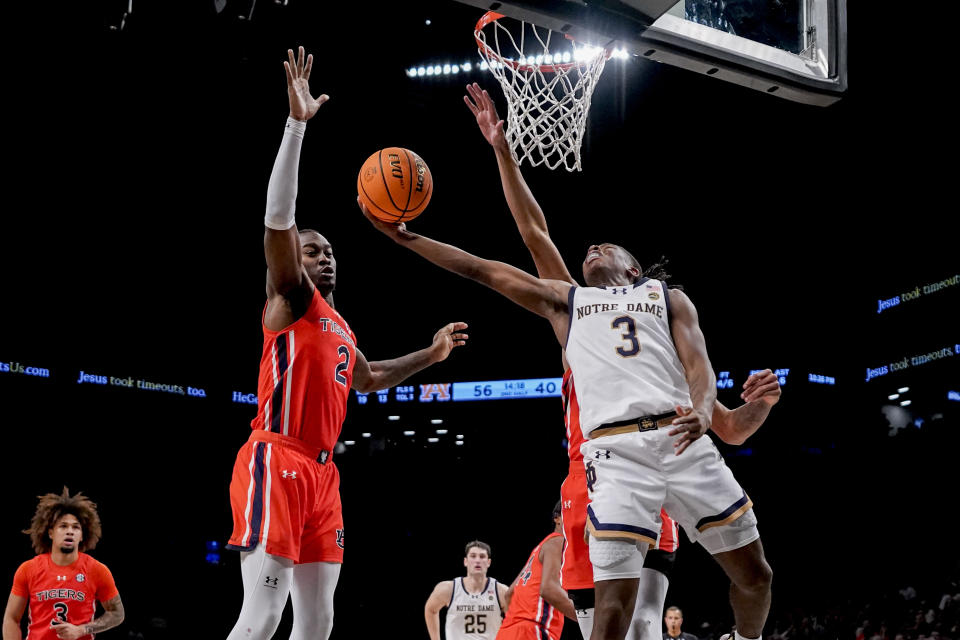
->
[251,287,357,453]
[10,553,118,640]
[499,532,565,640]
[445,577,503,640]
[564,279,690,435]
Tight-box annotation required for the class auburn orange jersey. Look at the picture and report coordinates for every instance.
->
[10,553,118,640]
[561,370,584,465]
[499,532,564,640]
[251,287,357,452]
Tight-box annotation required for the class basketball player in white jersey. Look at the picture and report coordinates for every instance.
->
[361,210,774,640]
[425,541,509,640]
[462,82,781,640]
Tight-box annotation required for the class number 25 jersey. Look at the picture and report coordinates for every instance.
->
[445,577,503,640]
[564,279,691,436]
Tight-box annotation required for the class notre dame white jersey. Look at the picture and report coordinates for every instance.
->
[444,577,503,640]
[565,279,691,435]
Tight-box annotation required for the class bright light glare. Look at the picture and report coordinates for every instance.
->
[403,430,415,436]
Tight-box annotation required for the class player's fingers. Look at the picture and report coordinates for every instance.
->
[317,94,330,106]
[283,61,293,85]
[450,321,469,331]
[463,95,480,116]
[495,120,504,134]
[451,333,469,341]
[297,45,306,73]
[303,53,313,79]
[743,382,780,402]
[675,405,692,416]
[743,369,773,388]
[287,49,297,75]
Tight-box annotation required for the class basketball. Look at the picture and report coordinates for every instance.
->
[357,147,433,222]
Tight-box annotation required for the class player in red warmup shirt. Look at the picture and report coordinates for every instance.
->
[224,47,469,640]
[3,488,124,640]
[497,502,576,640]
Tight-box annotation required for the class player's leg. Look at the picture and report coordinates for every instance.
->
[290,463,344,640]
[592,574,641,640]
[583,433,662,640]
[625,551,674,640]
[289,561,341,640]
[711,538,773,640]
[226,544,294,640]
[561,469,597,639]
[662,434,771,640]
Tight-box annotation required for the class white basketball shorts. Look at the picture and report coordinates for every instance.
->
[581,428,759,564]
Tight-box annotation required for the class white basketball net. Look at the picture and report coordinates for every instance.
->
[476,13,609,172]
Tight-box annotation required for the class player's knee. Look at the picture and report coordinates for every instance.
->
[589,538,639,570]
[735,556,773,594]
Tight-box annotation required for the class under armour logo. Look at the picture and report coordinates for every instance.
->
[612,287,627,295]
[281,470,297,479]
[594,449,611,459]
[563,500,572,509]
[264,576,279,588]
[336,528,345,549]
[56,575,67,581]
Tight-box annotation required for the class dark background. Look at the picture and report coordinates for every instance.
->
[1,1,957,638]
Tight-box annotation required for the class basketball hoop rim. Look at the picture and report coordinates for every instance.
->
[474,11,610,74]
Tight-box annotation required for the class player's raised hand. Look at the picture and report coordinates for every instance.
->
[429,322,470,362]
[464,83,508,152]
[668,406,711,455]
[284,46,328,122]
[357,197,417,242]
[741,369,781,406]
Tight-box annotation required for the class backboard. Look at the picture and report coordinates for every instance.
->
[453,0,847,106]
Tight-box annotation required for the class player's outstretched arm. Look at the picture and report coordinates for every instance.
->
[424,581,453,640]
[359,200,571,330]
[351,323,469,393]
[712,369,781,445]
[667,289,718,455]
[2,594,26,640]
[539,537,577,620]
[50,595,124,640]
[464,84,574,284]
[264,47,329,305]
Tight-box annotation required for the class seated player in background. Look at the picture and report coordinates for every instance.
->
[425,541,509,640]
[3,487,124,640]
[224,47,469,640]
[463,82,781,640]
[496,501,576,640]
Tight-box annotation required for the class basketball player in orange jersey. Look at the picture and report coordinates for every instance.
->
[360,172,776,640]
[463,83,781,640]
[496,501,575,640]
[3,488,124,640]
[424,541,510,640]
[224,47,469,640]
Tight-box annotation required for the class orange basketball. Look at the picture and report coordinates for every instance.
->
[357,147,433,222]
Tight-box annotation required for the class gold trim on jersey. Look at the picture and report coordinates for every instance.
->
[697,497,754,532]
[585,520,657,546]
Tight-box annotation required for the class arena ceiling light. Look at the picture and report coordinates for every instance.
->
[431,419,443,424]
[403,430,415,436]
[428,437,440,443]
[406,50,630,77]
[436,429,448,435]
[361,432,371,438]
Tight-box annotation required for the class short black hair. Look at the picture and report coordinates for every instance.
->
[552,499,562,523]
[464,540,491,557]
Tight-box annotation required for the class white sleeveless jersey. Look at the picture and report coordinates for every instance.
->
[444,577,503,640]
[564,279,691,435]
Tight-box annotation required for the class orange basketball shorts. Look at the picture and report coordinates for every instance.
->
[226,431,344,564]
[496,620,561,640]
